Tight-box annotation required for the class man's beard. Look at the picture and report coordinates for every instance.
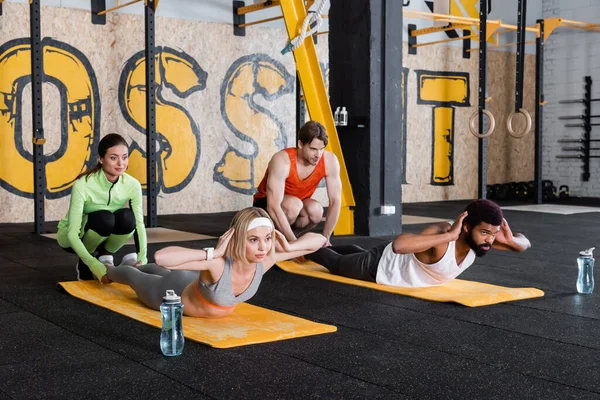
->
[465,231,491,257]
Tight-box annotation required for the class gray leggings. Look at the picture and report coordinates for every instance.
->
[107,264,198,310]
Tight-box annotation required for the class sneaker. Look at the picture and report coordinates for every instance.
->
[98,255,115,268]
[76,259,94,281]
[118,253,138,268]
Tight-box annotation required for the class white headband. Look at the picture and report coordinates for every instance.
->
[247,217,273,231]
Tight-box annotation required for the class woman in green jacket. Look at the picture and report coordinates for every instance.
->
[57,134,147,283]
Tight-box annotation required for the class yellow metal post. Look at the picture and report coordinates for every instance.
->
[411,33,478,48]
[238,15,285,28]
[542,17,562,40]
[237,0,281,15]
[279,0,355,235]
[411,23,471,36]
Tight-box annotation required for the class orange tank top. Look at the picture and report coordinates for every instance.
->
[254,148,327,201]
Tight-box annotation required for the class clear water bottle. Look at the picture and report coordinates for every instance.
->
[160,290,184,356]
[339,107,348,126]
[577,247,595,294]
[333,107,340,126]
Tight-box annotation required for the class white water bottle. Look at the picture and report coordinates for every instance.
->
[339,107,348,126]
[334,107,340,126]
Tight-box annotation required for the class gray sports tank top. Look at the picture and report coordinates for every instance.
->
[196,257,263,307]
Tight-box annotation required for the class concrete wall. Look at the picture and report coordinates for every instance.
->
[542,0,600,197]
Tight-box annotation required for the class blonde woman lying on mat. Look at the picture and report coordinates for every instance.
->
[106,207,326,318]
[305,199,531,288]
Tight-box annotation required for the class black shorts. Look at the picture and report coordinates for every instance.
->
[252,197,268,211]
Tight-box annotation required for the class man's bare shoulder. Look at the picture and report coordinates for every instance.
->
[324,150,339,161]
[323,150,340,171]
[267,149,292,180]
[270,149,292,166]
[420,222,451,235]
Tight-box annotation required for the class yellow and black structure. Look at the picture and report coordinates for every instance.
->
[280,0,355,236]
[534,18,545,203]
[507,0,533,139]
[329,0,404,235]
[233,0,356,235]
[91,0,160,227]
[476,0,489,199]
[234,0,404,235]
[31,0,46,234]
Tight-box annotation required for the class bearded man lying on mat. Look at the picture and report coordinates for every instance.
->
[305,199,531,287]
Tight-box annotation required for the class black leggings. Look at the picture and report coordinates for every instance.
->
[62,208,138,256]
[305,242,389,282]
[86,208,136,236]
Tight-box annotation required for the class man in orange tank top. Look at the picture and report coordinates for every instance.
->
[253,121,342,245]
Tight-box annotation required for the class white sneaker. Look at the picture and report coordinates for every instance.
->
[118,253,138,267]
[98,255,115,268]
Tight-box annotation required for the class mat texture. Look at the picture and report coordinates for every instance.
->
[277,260,544,307]
[44,227,215,244]
[58,281,336,348]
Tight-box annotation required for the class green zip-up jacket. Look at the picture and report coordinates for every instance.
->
[57,170,148,279]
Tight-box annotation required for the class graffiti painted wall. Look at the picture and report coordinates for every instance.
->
[0,2,539,222]
[399,0,538,203]
[401,42,537,203]
[0,3,329,222]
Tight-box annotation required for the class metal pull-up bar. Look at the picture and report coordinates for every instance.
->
[97,0,142,16]
[563,147,600,151]
[95,0,159,16]
[558,139,600,143]
[557,155,600,159]
[234,0,317,34]
[406,13,600,51]
[560,98,600,104]
[405,10,503,44]
[558,115,600,120]
[565,123,600,128]
[237,13,326,29]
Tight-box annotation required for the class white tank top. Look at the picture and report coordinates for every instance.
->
[375,241,476,287]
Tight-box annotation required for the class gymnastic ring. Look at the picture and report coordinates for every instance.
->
[468,109,496,139]
[507,108,532,138]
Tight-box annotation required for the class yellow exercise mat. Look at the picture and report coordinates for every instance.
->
[58,281,336,348]
[277,260,544,307]
[44,227,215,245]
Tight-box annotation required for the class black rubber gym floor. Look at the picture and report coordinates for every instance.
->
[1,200,600,399]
